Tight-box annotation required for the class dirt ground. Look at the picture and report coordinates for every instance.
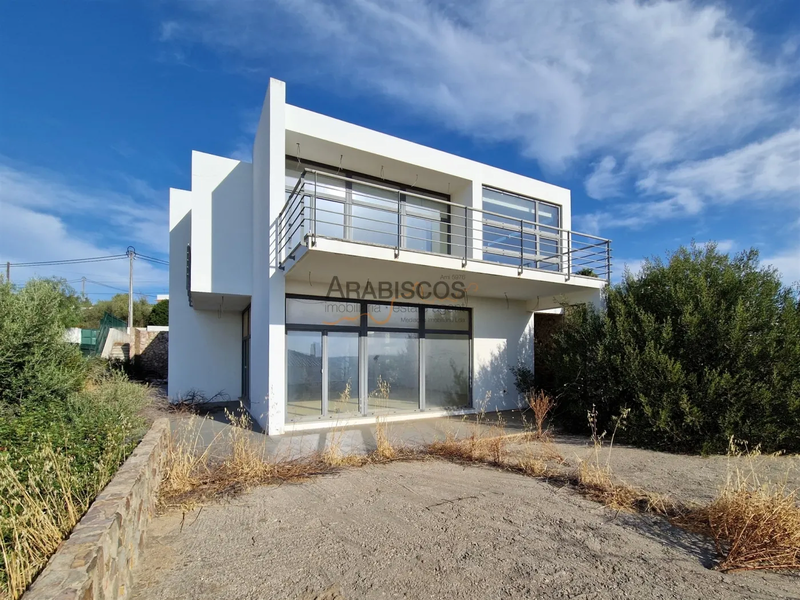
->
[516,434,800,505]
[131,458,800,600]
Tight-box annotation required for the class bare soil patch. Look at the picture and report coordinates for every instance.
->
[131,461,799,600]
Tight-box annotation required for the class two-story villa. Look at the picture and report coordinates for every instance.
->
[168,78,610,435]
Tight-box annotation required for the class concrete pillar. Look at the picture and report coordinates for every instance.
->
[251,78,287,433]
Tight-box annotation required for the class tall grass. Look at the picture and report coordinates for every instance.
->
[0,374,149,600]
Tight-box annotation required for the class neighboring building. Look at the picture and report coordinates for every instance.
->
[169,78,610,435]
[156,294,169,302]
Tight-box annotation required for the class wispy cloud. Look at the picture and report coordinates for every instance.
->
[159,0,799,235]
[0,159,169,295]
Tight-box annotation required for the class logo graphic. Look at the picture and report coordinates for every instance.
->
[322,275,478,326]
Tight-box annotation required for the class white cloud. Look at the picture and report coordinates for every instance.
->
[165,0,793,163]
[583,128,800,229]
[585,156,622,200]
[706,239,736,254]
[611,258,645,283]
[763,246,800,285]
[162,0,799,234]
[0,160,168,296]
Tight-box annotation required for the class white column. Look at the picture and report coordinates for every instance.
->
[251,78,287,433]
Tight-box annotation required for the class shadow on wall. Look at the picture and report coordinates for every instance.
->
[473,327,534,412]
[136,331,169,379]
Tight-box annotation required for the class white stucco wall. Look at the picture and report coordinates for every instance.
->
[250,78,288,432]
[189,152,253,296]
[471,296,535,412]
[168,188,243,402]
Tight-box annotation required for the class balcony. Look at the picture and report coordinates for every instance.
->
[278,169,611,282]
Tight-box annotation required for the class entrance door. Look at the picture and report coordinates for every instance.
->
[326,332,360,416]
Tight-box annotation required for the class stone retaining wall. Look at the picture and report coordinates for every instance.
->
[23,418,170,600]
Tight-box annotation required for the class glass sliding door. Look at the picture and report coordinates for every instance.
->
[367,331,420,414]
[287,331,323,419]
[327,332,360,416]
[286,297,471,422]
[404,196,449,254]
[351,183,399,247]
[425,334,470,409]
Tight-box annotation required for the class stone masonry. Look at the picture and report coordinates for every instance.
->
[22,419,170,600]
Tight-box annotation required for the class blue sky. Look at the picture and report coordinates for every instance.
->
[1,0,798,301]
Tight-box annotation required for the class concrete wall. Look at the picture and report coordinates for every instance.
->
[168,189,242,402]
[250,78,287,432]
[472,296,534,412]
[64,328,82,344]
[189,151,253,296]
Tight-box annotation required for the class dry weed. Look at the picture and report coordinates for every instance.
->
[160,412,336,506]
[577,462,676,515]
[679,441,800,572]
[527,390,556,439]
[322,425,364,467]
[374,418,397,461]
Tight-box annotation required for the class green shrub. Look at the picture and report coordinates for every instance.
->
[0,280,150,598]
[538,244,800,454]
[148,299,169,326]
[0,373,148,598]
[0,279,85,411]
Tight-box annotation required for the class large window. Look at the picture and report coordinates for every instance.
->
[286,331,323,419]
[285,297,472,421]
[482,187,561,271]
[284,158,452,255]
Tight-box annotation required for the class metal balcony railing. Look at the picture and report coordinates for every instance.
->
[278,169,612,281]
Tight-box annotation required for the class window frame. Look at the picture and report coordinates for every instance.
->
[285,294,472,420]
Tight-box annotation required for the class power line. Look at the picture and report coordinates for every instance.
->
[134,252,169,265]
[7,254,129,267]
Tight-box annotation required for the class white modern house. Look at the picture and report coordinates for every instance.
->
[169,78,610,435]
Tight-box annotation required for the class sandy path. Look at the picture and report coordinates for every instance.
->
[131,461,799,600]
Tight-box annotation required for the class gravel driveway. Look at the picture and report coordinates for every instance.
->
[131,460,799,600]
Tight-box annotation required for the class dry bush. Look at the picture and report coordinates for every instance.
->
[322,425,364,467]
[160,412,337,506]
[577,462,676,516]
[374,418,396,461]
[527,390,556,439]
[679,442,800,572]
[696,481,800,572]
[518,455,548,477]
[0,445,89,599]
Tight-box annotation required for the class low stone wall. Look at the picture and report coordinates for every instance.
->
[133,328,168,379]
[23,419,170,600]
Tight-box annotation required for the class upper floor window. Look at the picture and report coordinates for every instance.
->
[481,187,561,271]
[482,187,560,228]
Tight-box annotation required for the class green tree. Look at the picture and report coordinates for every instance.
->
[0,279,86,410]
[80,294,152,328]
[148,299,169,326]
[538,243,800,454]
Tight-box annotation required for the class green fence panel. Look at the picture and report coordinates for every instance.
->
[92,313,127,357]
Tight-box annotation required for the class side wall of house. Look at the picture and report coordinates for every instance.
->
[471,296,534,412]
[168,188,243,402]
[189,152,254,296]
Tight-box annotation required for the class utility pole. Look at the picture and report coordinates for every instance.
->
[127,247,135,334]
[81,277,86,299]
[5,261,9,283]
